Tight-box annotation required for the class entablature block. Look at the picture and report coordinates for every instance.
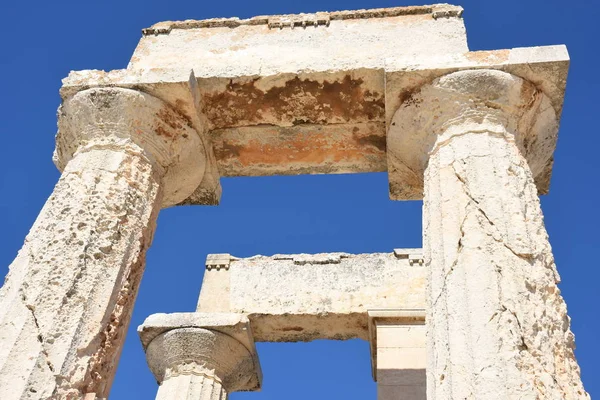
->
[197,251,426,342]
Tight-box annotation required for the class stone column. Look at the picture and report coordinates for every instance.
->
[0,87,206,399]
[389,70,589,399]
[139,313,262,400]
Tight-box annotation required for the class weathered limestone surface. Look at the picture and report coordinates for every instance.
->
[139,313,261,400]
[385,45,569,199]
[59,5,570,205]
[368,310,426,400]
[197,251,426,342]
[55,87,207,208]
[59,5,470,197]
[61,45,568,203]
[132,5,467,76]
[0,4,585,399]
[155,372,226,400]
[0,87,205,399]
[391,70,588,399]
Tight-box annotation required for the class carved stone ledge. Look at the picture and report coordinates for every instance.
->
[142,5,464,34]
[394,248,424,266]
[205,254,237,271]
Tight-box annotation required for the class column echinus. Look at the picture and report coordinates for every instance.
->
[139,313,262,400]
[388,70,589,399]
[0,87,206,399]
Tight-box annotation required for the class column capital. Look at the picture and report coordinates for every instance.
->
[139,313,262,393]
[56,87,207,207]
[387,69,559,200]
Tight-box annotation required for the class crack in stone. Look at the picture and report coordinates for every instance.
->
[453,165,496,226]
[19,292,56,374]
[432,210,466,309]
[452,161,536,264]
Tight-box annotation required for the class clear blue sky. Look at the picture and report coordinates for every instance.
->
[0,0,597,398]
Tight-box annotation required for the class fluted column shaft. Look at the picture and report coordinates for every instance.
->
[0,87,206,399]
[424,127,583,398]
[145,325,260,400]
[0,147,162,399]
[156,365,227,400]
[388,69,588,399]
[418,71,588,399]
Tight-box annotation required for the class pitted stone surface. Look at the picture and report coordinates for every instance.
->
[0,87,210,399]
[394,70,589,399]
[59,4,469,198]
[61,45,568,202]
[197,252,425,342]
[139,313,261,399]
[386,47,569,199]
[146,328,256,392]
[0,148,162,399]
[0,4,586,400]
[57,87,207,207]
[131,5,468,76]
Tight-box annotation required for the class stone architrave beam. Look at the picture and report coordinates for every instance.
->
[197,251,426,342]
[58,5,569,205]
[60,4,472,203]
[138,313,262,400]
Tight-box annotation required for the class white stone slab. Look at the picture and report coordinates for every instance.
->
[197,252,426,341]
[131,5,468,77]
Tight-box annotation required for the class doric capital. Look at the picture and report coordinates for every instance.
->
[146,327,257,392]
[387,69,559,200]
[139,313,262,393]
[55,87,206,207]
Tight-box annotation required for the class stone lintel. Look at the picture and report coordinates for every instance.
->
[130,4,467,76]
[59,4,469,205]
[61,47,567,203]
[138,312,262,390]
[196,252,426,342]
[367,309,426,381]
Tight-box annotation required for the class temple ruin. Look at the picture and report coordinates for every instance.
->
[0,3,590,399]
